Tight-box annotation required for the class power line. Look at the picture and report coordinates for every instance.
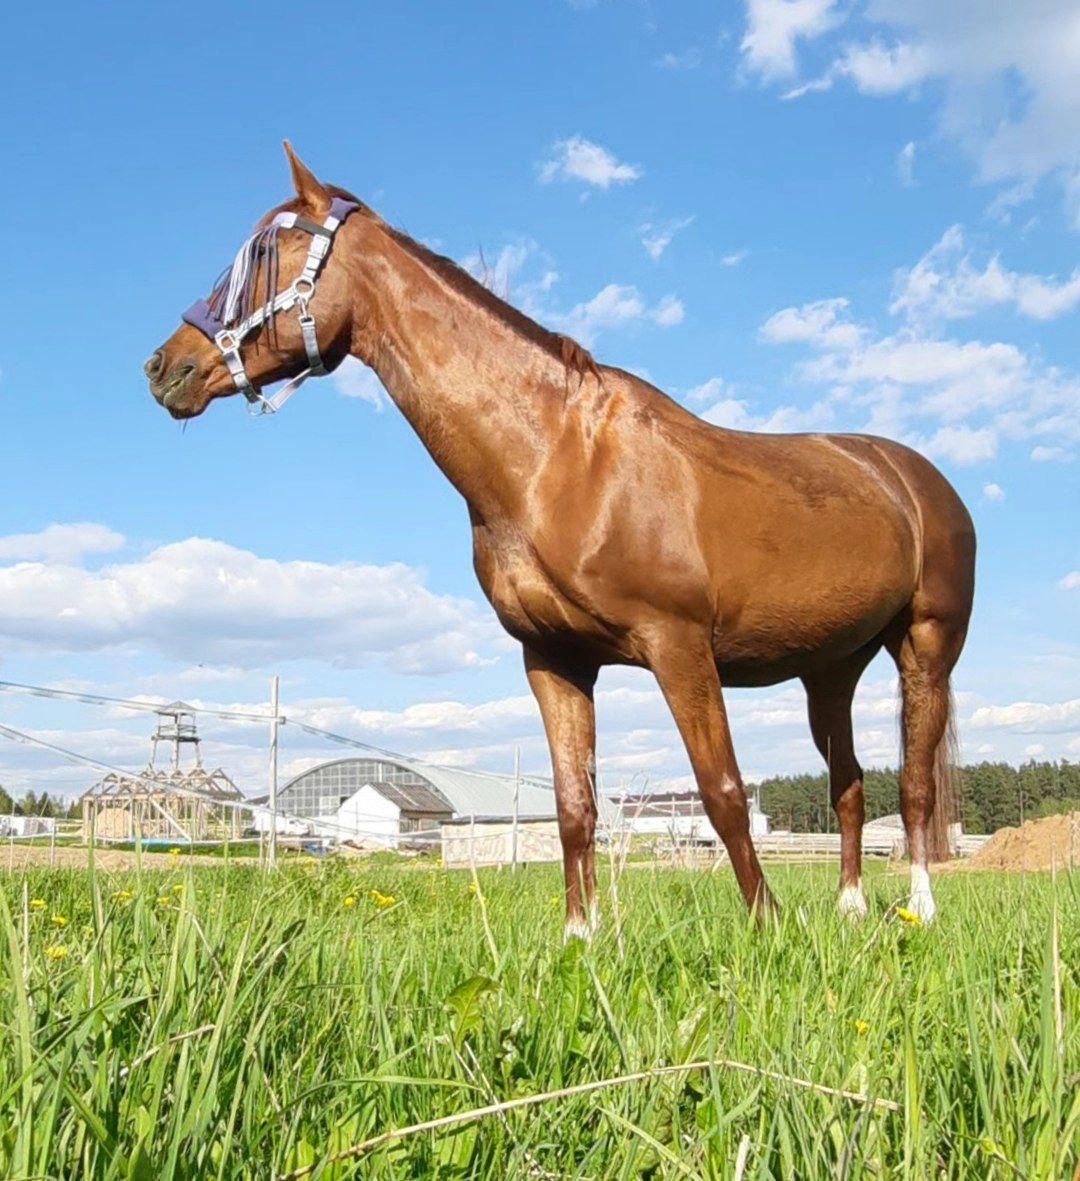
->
[0,679,277,723]
[0,677,551,787]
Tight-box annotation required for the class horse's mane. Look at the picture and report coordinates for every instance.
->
[330,186,601,394]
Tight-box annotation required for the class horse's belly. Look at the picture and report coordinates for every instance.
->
[712,581,905,684]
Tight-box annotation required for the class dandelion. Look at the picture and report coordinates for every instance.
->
[469,881,479,894]
[113,890,133,905]
[369,889,396,909]
[29,898,45,911]
[854,1019,870,1037]
[156,896,171,907]
[550,895,561,907]
[168,847,182,857]
[45,944,69,961]
[895,906,923,927]
[51,914,68,929]
[343,895,357,909]
[171,884,184,895]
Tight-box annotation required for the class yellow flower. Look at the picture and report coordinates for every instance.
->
[435,858,443,867]
[854,1019,870,1037]
[469,881,479,894]
[171,884,184,895]
[29,898,45,911]
[113,890,133,904]
[343,895,357,909]
[369,889,396,909]
[45,944,68,961]
[156,896,171,907]
[168,847,182,857]
[51,914,68,929]
[550,895,561,907]
[895,906,923,927]
[82,924,95,938]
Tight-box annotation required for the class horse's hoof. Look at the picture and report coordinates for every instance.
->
[838,883,869,921]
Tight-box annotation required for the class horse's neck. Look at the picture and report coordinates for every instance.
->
[348,227,567,518]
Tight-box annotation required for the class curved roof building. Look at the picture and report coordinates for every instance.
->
[277,754,562,831]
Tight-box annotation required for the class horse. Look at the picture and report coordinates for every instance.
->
[146,144,975,934]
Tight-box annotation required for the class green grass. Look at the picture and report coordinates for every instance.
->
[0,858,1076,1179]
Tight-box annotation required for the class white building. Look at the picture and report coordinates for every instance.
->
[0,815,57,837]
[613,789,770,842]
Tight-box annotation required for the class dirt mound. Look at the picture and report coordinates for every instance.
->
[966,811,1080,873]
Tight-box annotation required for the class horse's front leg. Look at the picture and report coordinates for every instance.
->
[650,631,776,919]
[524,644,600,939]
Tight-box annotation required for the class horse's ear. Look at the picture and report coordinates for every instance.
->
[283,140,330,213]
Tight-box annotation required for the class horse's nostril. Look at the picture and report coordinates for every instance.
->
[144,351,165,379]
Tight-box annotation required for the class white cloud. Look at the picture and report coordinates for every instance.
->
[0,524,125,565]
[920,425,998,465]
[701,394,833,434]
[759,289,1080,464]
[538,137,642,189]
[653,294,686,327]
[331,358,386,409]
[890,226,1080,324]
[981,481,1006,502]
[640,215,695,260]
[657,48,703,70]
[897,141,916,187]
[685,376,727,405]
[740,0,841,81]
[760,297,864,349]
[1032,445,1073,462]
[461,239,540,297]
[969,698,1080,733]
[750,1,1080,218]
[722,249,750,267]
[1059,571,1080,590]
[550,284,684,345]
[0,536,500,675]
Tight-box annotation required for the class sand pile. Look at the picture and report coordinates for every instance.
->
[967,811,1080,873]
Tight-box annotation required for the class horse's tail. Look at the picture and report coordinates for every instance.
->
[927,684,959,862]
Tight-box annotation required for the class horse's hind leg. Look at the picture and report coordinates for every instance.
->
[888,616,965,923]
[803,655,874,918]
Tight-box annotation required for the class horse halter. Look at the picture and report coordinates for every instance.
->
[181,196,359,414]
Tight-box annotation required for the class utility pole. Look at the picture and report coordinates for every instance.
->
[510,747,520,873]
[268,676,280,871]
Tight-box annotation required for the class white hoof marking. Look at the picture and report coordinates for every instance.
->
[564,920,592,944]
[907,864,937,924]
[838,882,869,920]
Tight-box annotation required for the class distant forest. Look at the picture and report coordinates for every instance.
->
[0,787,80,820]
[758,760,1080,834]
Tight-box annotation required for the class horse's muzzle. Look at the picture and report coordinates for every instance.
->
[147,356,197,412]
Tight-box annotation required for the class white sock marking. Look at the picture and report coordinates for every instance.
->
[908,863,936,923]
[838,881,868,919]
[564,919,592,943]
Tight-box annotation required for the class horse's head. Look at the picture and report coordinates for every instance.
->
[147,143,360,419]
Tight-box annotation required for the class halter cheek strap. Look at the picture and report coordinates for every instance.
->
[181,196,359,415]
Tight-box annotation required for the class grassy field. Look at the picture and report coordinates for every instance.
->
[0,856,1076,1179]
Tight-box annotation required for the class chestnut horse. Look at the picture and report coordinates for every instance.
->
[147,146,975,932]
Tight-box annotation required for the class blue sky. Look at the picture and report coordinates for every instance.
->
[1,0,1077,801]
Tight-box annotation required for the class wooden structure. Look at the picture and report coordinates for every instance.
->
[80,703,242,842]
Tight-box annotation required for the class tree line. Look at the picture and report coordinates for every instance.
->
[757,759,1080,835]
[0,787,81,820]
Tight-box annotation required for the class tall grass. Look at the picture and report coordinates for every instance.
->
[0,858,1076,1178]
